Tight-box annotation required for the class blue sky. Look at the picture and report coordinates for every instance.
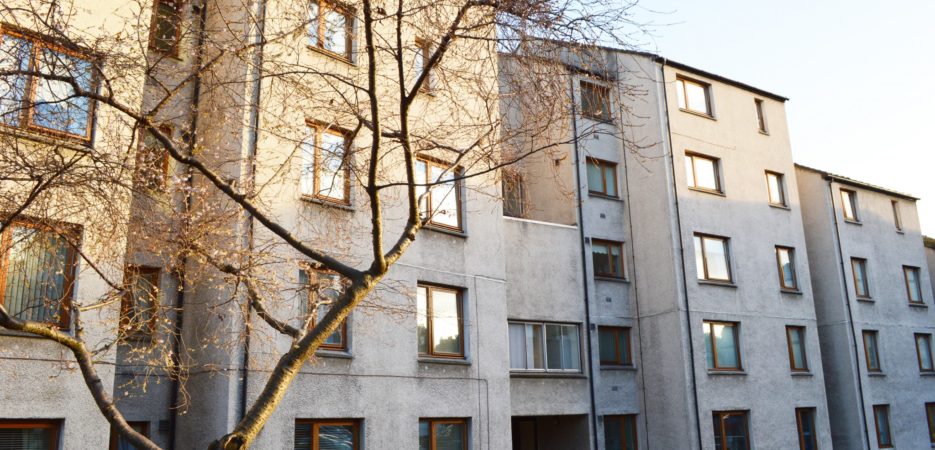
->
[632,0,935,235]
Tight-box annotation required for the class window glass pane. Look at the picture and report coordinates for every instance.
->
[875,407,891,445]
[316,131,346,200]
[31,47,93,136]
[430,289,461,354]
[127,269,158,332]
[434,422,465,450]
[684,81,709,114]
[841,190,857,219]
[722,414,747,450]
[676,79,686,109]
[152,1,180,53]
[778,248,795,288]
[418,422,431,450]
[318,424,355,450]
[622,416,637,450]
[308,2,321,47]
[0,426,53,450]
[322,8,347,55]
[604,417,623,450]
[429,165,459,228]
[704,323,715,369]
[755,100,766,132]
[592,242,609,275]
[927,404,935,444]
[865,332,879,370]
[417,286,428,353]
[415,160,428,217]
[587,160,604,193]
[562,324,580,371]
[508,323,526,369]
[704,237,730,281]
[116,422,148,450]
[603,165,617,196]
[0,34,32,126]
[684,155,695,187]
[694,236,705,280]
[295,423,312,450]
[799,410,817,450]
[713,323,738,368]
[527,324,544,369]
[300,130,317,195]
[599,328,617,363]
[545,324,562,369]
[767,173,783,204]
[693,157,718,191]
[610,244,622,277]
[789,328,806,369]
[4,226,72,324]
[918,335,933,371]
[853,260,868,297]
[907,268,921,302]
[315,303,342,345]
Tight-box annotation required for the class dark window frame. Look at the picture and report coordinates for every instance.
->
[148,0,183,56]
[675,76,713,117]
[109,421,150,450]
[418,283,465,359]
[0,419,61,450]
[580,80,612,122]
[712,410,750,450]
[891,200,902,231]
[591,239,625,279]
[308,0,355,61]
[586,157,619,198]
[872,404,893,448]
[603,414,638,450]
[694,233,732,282]
[415,156,464,232]
[775,246,798,291]
[754,98,768,133]
[599,326,633,366]
[121,265,160,337]
[303,120,352,204]
[851,258,871,299]
[862,330,882,373]
[785,325,809,372]
[135,124,174,192]
[294,418,361,450]
[684,152,722,194]
[915,333,934,373]
[501,169,525,218]
[903,265,924,304]
[765,171,786,206]
[926,402,935,445]
[419,418,469,450]
[704,321,742,371]
[795,408,818,450]
[840,188,860,222]
[414,37,434,92]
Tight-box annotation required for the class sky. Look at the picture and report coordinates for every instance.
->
[630,0,935,236]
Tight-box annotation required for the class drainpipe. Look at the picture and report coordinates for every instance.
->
[826,179,871,450]
[568,74,601,450]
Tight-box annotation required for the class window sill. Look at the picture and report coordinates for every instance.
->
[790,371,814,377]
[707,369,746,376]
[600,365,637,371]
[148,47,183,62]
[419,357,471,366]
[769,203,791,211]
[306,45,356,66]
[594,275,629,284]
[687,187,725,197]
[423,225,467,238]
[0,328,72,339]
[867,371,885,377]
[300,195,354,211]
[855,297,874,303]
[908,302,928,309]
[316,349,353,359]
[896,230,905,235]
[920,371,935,377]
[679,108,716,121]
[510,371,586,379]
[697,280,737,288]
[843,219,862,226]
[580,115,615,125]
[0,125,92,150]
[780,289,803,296]
[587,192,624,202]
[758,130,770,136]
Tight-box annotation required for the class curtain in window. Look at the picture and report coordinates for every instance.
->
[434,423,465,450]
[294,423,312,450]
[317,424,354,450]
[0,427,52,450]
[4,226,72,324]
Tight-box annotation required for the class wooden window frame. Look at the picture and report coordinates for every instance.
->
[795,408,818,450]
[695,233,732,282]
[903,265,924,304]
[295,419,361,450]
[785,325,809,372]
[915,333,934,373]
[603,414,638,450]
[862,330,882,373]
[685,153,722,194]
[591,239,625,279]
[0,27,99,143]
[302,267,349,351]
[872,404,893,448]
[148,0,183,57]
[109,421,150,450]
[711,410,750,450]
[676,76,712,117]
[580,80,612,122]
[840,189,860,222]
[754,98,768,134]
[0,419,61,450]
[414,37,433,92]
[891,200,902,231]
[121,265,160,337]
[765,171,786,206]
[308,0,355,62]
[419,418,468,450]
[775,246,798,291]
[418,283,464,358]
[586,158,618,198]
[136,124,173,191]
[0,219,79,329]
[704,321,742,371]
[598,326,632,366]
[851,258,870,299]
[415,156,463,232]
[926,402,935,445]
[304,121,351,204]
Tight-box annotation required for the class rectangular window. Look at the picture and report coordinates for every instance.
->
[415,158,462,231]
[580,80,611,121]
[676,77,712,116]
[754,99,767,133]
[308,0,353,60]
[795,408,818,450]
[603,414,638,450]
[786,326,808,372]
[413,38,434,91]
[509,321,581,372]
[418,284,464,358]
[122,266,160,336]
[840,189,859,221]
[501,170,525,218]
[149,0,182,55]
[0,29,98,141]
[599,326,632,366]
[586,158,618,197]
[776,246,798,290]
[592,240,624,279]
[295,419,361,450]
[766,171,786,206]
[916,333,934,372]
[419,418,468,450]
[301,123,350,203]
[694,234,731,282]
[136,125,173,191]
[712,411,749,450]
[300,268,348,350]
[685,153,721,193]
[704,321,741,371]
[0,221,78,328]
[0,420,61,450]
[862,330,881,372]
[927,403,935,445]
[109,421,149,450]
[904,266,923,304]
[872,405,893,448]
[851,258,870,299]
[891,200,902,231]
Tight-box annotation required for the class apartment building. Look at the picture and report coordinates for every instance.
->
[796,166,935,449]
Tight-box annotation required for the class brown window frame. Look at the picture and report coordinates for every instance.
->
[501,169,525,218]
[148,0,183,56]
[121,265,160,337]
[598,326,632,366]
[302,267,349,351]
[0,419,61,450]
[795,408,818,450]
[135,124,173,191]
[754,98,768,133]
[109,421,150,450]
[862,330,882,373]
[872,404,893,448]
[903,265,924,304]
[603,414,638,450]
[926,402,935,445]
[775,246,798,291]
[417,283,465,359]
[704,321,742,371]
[294,419,361,450]
[684,153,722,194]
[308,0,355,61]
[675,76,712,116]
[586,157,618,198]
[694,233,732,282]
[765,171,786,206]
[712,410,750,450]
[840,189,860,222]
[415,156,463,232]
[580,80,612,122]
[591,239,625,279]
[414,37,434,92]
[850,258,870,299]
[785,325,809,372]
[915,333,934,373]
[891,200,902,231]
[0,220,79,329]
[419,418,468,450]
[303,121,351,204]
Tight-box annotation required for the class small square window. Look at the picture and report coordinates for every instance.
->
[418,284,464,358]
[294,419,361,450]
[785,326,808,372]
[903,266,924,304]
[776,246,798,291]
[704,321,741,371]
[754,99,767,133]
[862,330,881,372]
[586,158,618,197]
[676,77,712,116]
[592,240,624,279]
[598,326,632,366]
[916,333,934,373]
[685,154,721,193]
[603,414,638,450]
[851,258,870,299]
[766,171,786,206]
[872,405,893,448]
[712,411,749,450]
[580,81,611,121]
[149,0,182,55]
[694,234,731,282]
[308,0,354,61]
[840,189,859,222]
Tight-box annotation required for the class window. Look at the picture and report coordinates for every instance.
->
[704,321,741,371]
[508,321,581,372]
[795,408,818,450]
[122,266,160,336]
[109,421,149,450]
[136,125,172,191]
[501,170,525,218]
[149,0,182,55]
[586,158,618,197]
[676,77,712,116]
[872,405,893,448]
[916,333,934,372]
[862,330,881,372]
[0,29,97,141]
[603,414,637,450]
[712,411,749,450]
[840,189,859,221]
[786,326,808,372]
[927,403,935,445]
[684,153,721,193]
[300,268,349,350]
[308,0,353,60]
[851,258,870,299]
[301,123,350,203]
[0,420,60,450]
[891,200,902,231]
[580,81,611,121]
[766,171,786,206]
[295,419,360,450]
[776,246,798,290]
[418,284,463,358]
[694,234,731,282]
[415,158,462,230]
[598,326,632,366]
[592,240,624,279]
[754,99,767,133]
[0,221,78,328]
[413,38,433,91]
[419,418,467,450]
[904,266,924,304]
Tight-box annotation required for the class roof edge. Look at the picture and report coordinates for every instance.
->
[794,164,919,201]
